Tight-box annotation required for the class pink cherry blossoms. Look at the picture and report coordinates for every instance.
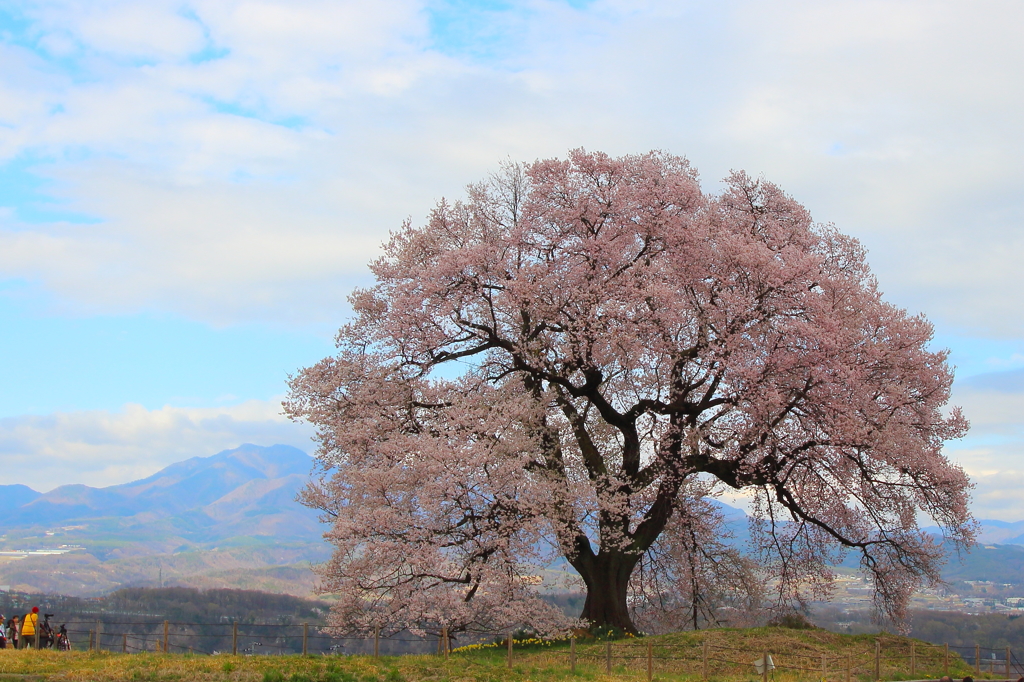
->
[286,150,974,636]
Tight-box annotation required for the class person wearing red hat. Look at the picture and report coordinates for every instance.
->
[21,607,38,648]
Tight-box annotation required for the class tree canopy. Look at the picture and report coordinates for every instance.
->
[287,150,974,635]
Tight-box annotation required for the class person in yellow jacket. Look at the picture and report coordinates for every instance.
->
[20,607,38,648]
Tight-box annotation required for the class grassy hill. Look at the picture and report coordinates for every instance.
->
[0,627,990,682]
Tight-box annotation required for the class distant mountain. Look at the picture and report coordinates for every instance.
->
[731,513,1024,585]
[0,484,42,513]
[939,542,1024,583]
[8,444,1024,597]
[921,519,1024,546]
[974,519,1024,545]
[0,444,329,596]
[9,444,315,527]
[710,498,751,545]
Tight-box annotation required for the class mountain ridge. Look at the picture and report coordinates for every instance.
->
[0,483,42,513]
[0,444,327,596]
[4,443,314,527]
[3,445,1023,597]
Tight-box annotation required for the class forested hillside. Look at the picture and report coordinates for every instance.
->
[0,586,327,625]
[813,607,1024,653]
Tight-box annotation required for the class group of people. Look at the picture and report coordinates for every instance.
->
[0,606,67,650]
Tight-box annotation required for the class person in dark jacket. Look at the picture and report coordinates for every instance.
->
[8,615,19,649]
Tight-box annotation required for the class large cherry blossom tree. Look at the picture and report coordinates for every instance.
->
[286,150,974,635]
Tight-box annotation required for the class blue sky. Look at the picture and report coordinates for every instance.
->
[1,0,1024,520]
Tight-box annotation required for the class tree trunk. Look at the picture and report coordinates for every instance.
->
[576,551,640,634]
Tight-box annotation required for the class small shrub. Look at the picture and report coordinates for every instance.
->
[222,661,236,673]
[768,613,816,630]
[263,670,286,682]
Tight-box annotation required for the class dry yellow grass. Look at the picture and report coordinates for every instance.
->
[0,628,993,682]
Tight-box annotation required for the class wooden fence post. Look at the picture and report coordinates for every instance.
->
[606,641,613,674]
[976,644,981,674]
[570,637,576,674]
[822,653,827,682]
[647,639,653,682]
[507,632,513,669]
[874,639,880,681]
[763,651,770,682]
[96,619,102,652]
[845,654,851,682]
[122,633,127,654]
[232,622,238,655]
[374,627,379,659]
[303,623,309,656]
[1008,646,1012,678]
[911,641,916,677]
[88,630,94,651]
[944,643,949,676]
[702,640,709,681]
[163,620,169,654]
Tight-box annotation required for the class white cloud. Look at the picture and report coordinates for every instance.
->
[0,0,1018,331]
[0,399,314,492]
[0,161,382,325]
[703,2,1024,335]
[945,383,1024,520]
[2,1,1024,515]
[953,462,1024,523]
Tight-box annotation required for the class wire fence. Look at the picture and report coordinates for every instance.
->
[53,621,439,657]
[8,621,1024,681]
[508,638,1024,681]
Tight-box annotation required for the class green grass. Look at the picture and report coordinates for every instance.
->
[0,628,993,682]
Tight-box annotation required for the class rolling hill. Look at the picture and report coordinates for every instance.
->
[0,444,329,596]
[4,443,319,533]
[3,442,1024,599]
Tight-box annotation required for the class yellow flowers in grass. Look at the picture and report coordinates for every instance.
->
[452,636,566,653]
